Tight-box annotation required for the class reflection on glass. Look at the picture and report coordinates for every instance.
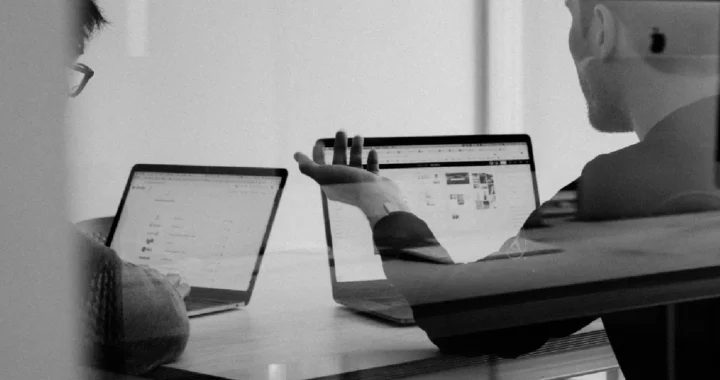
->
[68,0,720,379]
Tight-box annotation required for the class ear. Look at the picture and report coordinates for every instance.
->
[590,4,617,60]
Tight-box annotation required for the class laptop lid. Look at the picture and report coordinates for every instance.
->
[105,164,288,304]
[318,135,539,288]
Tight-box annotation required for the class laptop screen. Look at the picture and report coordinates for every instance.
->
[323,141,537,282]
[110,171,283,291]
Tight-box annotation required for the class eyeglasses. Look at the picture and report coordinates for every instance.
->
[68,63,94,98]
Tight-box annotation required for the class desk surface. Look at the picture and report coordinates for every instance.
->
[164,248,439,379]
[157,248,610,380]
[84,211,720,379]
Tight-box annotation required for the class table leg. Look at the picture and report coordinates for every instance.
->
[605,367,621,380]
[666,304,676,380]
[488,355,498,380]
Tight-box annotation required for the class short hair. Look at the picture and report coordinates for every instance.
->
[577,0,718,75]
[75,0,108,54]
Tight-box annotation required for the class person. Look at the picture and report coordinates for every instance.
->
[69,0,191,375]
[295,1,720,378]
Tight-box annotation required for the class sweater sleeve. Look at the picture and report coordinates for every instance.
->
[74,227,190,375]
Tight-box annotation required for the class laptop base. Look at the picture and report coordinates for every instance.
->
[187,301,245,318]
[337,299,415,325]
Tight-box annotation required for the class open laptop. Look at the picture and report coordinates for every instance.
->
[318,134,561,324]
[105,164,288,317]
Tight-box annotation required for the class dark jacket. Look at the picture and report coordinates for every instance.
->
[373,96,720,379]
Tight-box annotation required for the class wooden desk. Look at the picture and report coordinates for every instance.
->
[140,211,720,379]
[88,211,720,379]
[161,248,436,379]
[150,248,612,380]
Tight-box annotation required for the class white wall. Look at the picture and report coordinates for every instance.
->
[487,0,525,136]
[0,1,77,379]
[68,0,477,250]
[69,0,639,251]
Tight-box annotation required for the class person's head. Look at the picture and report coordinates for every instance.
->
[73,0,108,57]
[565,0,720,135]
[68,0,107,97]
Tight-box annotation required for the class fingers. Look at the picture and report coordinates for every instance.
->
[165,273,191,299]
[294,152,315,166]
[312,142,326,165]
[368,149,380,174]
[296,131,376,186]
[294,152,318,177]
[295,152,339,184]
[349,135,364,168]
[333,130,348,165]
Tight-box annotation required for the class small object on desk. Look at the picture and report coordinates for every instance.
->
[479,237,564,262]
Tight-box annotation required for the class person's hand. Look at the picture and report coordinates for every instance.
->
[143,266,191,299]
[294,130,410,228]
[164,273,191,299]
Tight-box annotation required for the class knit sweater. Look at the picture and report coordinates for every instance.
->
[74,226,190,375]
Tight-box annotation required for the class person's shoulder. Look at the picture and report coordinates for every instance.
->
[581,141,658,189]
[577,143,650,220]
[581,142,644,177]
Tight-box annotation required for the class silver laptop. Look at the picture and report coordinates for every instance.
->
[105,164,288,317]
[318,134,561,324]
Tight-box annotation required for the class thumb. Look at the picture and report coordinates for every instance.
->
[294,152,317,176]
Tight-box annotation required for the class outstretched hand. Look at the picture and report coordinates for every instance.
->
[294,130,409,228]
[294,131,379,184]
